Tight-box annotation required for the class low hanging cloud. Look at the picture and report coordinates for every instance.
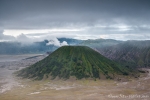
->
[16,33,33,44]
[16,34,69,46]
[0,30,68,47]
[0,30,15,41]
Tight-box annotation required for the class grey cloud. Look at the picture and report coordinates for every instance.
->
[0,0,150,40]
[1,0,150,29]
[0,32,32,43]
[0,30,15,40]
[123,34,150,40]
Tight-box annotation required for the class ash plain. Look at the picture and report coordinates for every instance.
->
[0,54,150,100]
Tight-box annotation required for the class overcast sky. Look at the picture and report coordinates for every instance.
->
[0,0,150,41]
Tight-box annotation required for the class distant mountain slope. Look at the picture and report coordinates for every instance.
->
[98,40,150,67]
[17,46,132,80]
[79,39,122,48]
[0,38,123,54]
[0,38,82,54]
[0,41,56,54]
[58,38,83,45]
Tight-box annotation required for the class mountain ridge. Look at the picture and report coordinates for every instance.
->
[98,40,150,67]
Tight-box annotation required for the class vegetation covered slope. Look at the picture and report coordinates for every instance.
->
[17,46,132,80]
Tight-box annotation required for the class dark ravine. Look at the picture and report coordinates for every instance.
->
[17,46,135,80]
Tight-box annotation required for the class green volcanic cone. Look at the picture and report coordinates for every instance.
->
[17,46,131,80]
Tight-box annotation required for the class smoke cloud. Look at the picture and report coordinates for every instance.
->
[46,37,68,47]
